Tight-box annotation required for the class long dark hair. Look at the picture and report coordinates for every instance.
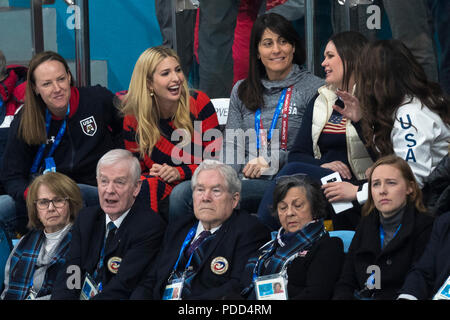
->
[238,13,306,112]
[328,31,368,92]
[355,40,450,157]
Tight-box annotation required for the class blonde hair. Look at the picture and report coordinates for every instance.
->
[120,46,193,158]
[362,154,427,217]
[26,172,82,230]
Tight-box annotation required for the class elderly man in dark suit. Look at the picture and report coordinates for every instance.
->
[398,211,450,300]
[131,159,270,300]
[51,149,166,300]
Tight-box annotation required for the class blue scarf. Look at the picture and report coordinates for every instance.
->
[2,229,72,300]
[241,219,327,298]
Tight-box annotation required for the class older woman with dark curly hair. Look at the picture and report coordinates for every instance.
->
[238,174,344,300]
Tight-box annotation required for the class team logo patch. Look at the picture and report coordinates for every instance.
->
[210,256,229,275]
[107,256,122,274]
[80,116,97,136]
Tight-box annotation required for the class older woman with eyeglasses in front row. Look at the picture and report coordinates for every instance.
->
[236,174,344,300]
[1,172,82,300]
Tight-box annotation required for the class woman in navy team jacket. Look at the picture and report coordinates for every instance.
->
[0,51,123,237]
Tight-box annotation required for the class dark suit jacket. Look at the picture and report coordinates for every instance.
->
[51,200,166,300]
[399,211,450,299]
[131,210,270,300]
[333,204,434,300]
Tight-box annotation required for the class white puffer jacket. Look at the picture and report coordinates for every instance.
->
[311,85,372,180]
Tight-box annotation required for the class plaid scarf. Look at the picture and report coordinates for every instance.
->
[2,229,72,300]
[241,219,326,298]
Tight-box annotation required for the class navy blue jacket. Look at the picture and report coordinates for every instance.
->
[1,85,123,202]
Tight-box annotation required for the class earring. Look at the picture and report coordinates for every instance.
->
[150,89,154,97]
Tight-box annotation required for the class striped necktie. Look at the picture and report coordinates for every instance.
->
[185,230,211,258]
[94,221,117,281]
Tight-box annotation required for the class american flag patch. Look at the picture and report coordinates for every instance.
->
[299,250,309,257]
[322,114,347,134]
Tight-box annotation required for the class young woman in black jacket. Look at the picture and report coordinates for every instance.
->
[333,155,434,300]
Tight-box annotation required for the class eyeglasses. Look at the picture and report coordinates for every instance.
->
[275,173,308,184]
[34,198,68,209]
[193,186,226,198]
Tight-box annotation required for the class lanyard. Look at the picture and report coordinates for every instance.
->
[171,223,199,276]
[93,222,116,286]
[26,277,38,300]
[252,240,301,282]
[255,86,292,152]
[30,105,70,174]
[379,223,402,249]
[93,238,107,282]
[252,241,277,282]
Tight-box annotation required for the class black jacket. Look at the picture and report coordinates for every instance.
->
[1,85,123,201]
[333,204,434,300]
[51,200,166,300]
[130,210,270,300]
